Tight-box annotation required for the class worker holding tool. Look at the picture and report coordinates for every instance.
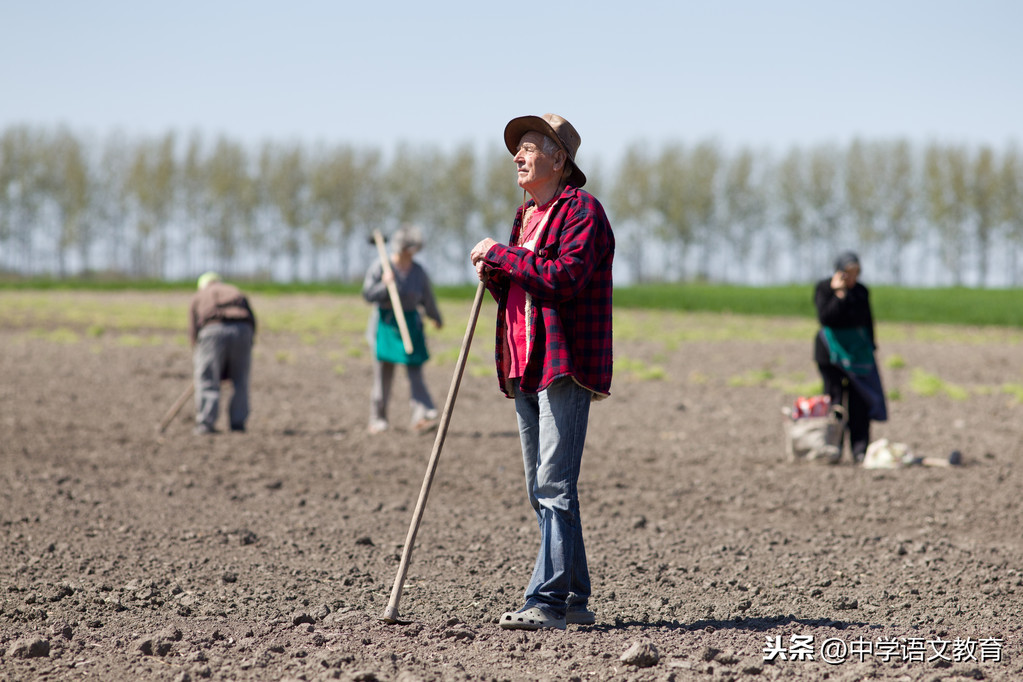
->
[470,113,614,630]
[362,225,443,435]
[188,272,257,435]
[814,251,887,463]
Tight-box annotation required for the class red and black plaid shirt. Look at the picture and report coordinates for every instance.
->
[482,184,614,398]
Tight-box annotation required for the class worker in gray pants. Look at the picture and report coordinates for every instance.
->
[189,272,257,435]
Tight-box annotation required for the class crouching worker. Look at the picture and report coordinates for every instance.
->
[189,272,257,435]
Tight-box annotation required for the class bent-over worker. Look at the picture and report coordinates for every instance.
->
[189,272,256,435]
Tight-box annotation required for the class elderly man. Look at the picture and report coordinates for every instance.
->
[470,113,614,630]
[188,272,257,435]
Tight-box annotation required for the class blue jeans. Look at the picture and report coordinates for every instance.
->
[513,377,592,619]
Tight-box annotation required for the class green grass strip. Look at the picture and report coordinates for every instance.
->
[4,278,1023,328]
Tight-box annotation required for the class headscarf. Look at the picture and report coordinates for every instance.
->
[392,225,423,254]
[834,251,860,272]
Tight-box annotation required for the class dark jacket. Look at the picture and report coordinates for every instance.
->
[813,278,875,365]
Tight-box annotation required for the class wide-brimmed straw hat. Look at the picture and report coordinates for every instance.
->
[503,113,586,188]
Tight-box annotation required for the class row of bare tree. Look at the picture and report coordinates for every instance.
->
[1,125,1021,286]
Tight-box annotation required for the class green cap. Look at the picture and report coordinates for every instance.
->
[197,271,221,290]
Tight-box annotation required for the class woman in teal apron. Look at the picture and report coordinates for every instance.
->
[362,225,444,434]
[814,251,887,463]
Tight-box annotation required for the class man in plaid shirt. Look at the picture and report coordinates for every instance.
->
[471,113,614,630]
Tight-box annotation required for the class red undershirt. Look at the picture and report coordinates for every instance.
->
[505,201,552,379]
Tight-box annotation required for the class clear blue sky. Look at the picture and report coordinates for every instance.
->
[3,0,1020,165]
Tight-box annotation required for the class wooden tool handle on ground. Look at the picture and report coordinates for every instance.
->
[372,230,414,355]
[382,280,487,624]
[157,382,194,433]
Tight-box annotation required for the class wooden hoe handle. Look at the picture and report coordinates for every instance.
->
[373,230,415,355]
[382,280,487,624]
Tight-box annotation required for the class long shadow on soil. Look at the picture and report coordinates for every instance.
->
[594,615,874,633]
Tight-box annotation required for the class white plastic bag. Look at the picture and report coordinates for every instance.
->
[862,438,913,469]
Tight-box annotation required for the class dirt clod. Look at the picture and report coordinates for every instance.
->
[7,638,50,658]
[620,640,660,667]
